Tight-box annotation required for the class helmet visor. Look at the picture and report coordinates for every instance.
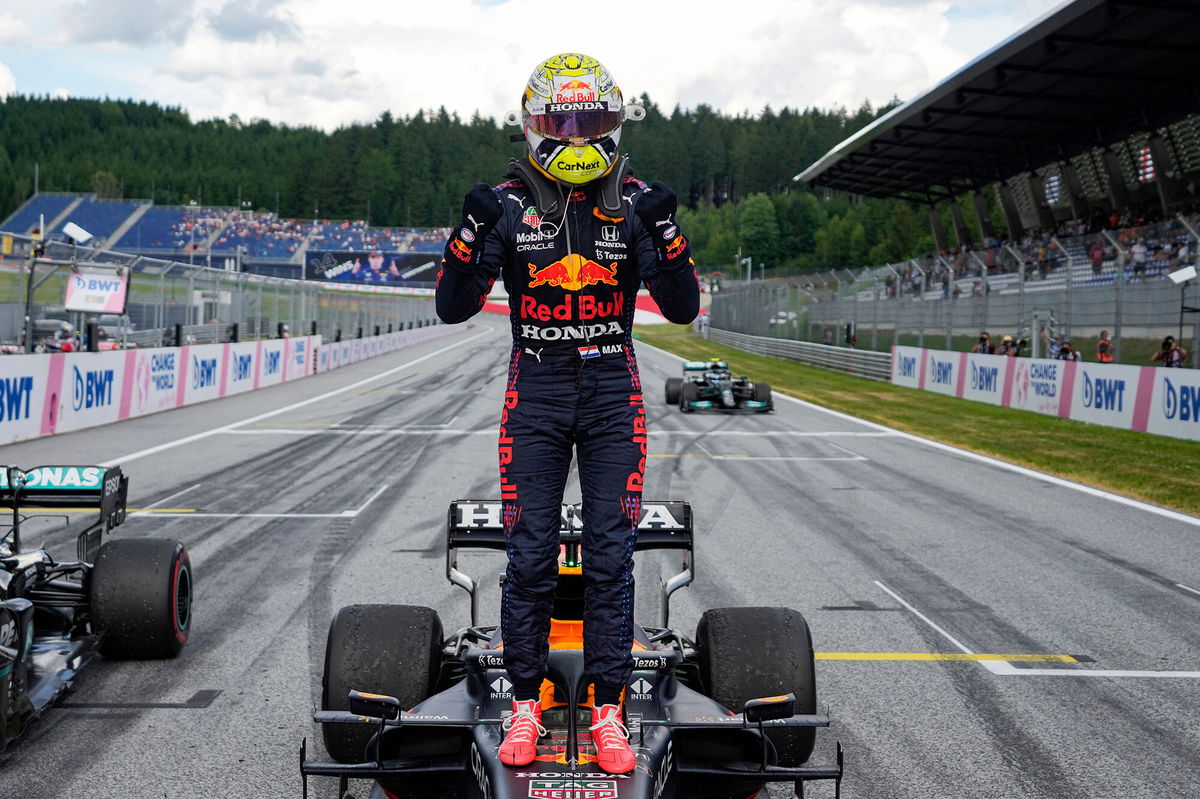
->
[528,108,622,141]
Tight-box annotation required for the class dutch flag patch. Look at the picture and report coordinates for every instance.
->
[577,345,600,359]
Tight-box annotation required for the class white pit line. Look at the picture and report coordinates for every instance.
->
[876,580,1200,679]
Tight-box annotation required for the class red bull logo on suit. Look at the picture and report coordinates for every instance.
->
[528,254,618,290]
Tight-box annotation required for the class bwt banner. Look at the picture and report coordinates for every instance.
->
[0,324,464,445]
[891,345,1200,442]
[63,271,128,313]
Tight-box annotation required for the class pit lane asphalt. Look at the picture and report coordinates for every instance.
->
[2,318,1197,799]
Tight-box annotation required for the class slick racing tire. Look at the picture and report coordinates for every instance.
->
[322,604,442,764]
[681,380,700,412]
[696,606,817,766]
[90,538,192,659]
[665,377,683,406]
[753,381,773,411]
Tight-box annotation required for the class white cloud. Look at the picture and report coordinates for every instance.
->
[52,87,70,99]
[0,0,1065,129]
[0,61,15,97]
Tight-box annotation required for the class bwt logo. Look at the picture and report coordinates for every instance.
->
[192,356,218,389]
[970,363,998,392]
[232,354,253,381]
[0,376,33,422]
[263,351,281,375]
[292,341,307,366]
[1163,377,1200,422]
[1082,372,1126,412]
[930,357,954,385]
[72,367,114,411]
[897,355,917,378]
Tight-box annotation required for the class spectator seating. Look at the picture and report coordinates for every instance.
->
[2,194,79,235]
[46,197,143,241]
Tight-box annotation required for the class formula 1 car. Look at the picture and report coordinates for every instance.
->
[665,361,773,413]
[301,500,841,798]
[0,465,192,749]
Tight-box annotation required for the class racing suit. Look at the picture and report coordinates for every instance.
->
[436,159,699,701]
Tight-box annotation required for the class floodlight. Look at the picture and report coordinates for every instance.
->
[1167,265,1197,285]
[62,222,93,244]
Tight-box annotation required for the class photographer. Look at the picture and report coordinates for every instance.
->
[971,331,995,354]
[996,334,1019,357]
[1153,336,1188,368]
[1055,340,1081,361]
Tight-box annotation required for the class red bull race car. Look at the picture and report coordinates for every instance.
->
[665,361,773,413]
[0,465,193,749]
[301,500,842,798]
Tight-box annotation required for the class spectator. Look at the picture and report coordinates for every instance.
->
[1131,238,1148,281]
[971,279,983,297]
[1088,241,1107,275]
[1153,336,1188,367]
[1055,340,1081,361]
[1096,330,1114,363]
[996,334,1019,357]
[820,327,834,346]
[972,331,995,354]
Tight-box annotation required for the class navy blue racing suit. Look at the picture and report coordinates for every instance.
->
[436,162,699,699]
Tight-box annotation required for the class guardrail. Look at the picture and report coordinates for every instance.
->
[707,327,891,381]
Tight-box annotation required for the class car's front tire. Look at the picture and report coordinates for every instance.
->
[753,381,773,411]
[696,606,817,765]
[681,381,700,412]
[321,604,442,764]
[665,377,683,405]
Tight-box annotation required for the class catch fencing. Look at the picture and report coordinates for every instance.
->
[707,328,891,381]
[710,214,1200,366]
[0,231,439,349]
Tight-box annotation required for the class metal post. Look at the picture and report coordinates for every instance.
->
[871,269,879,351]
[1102,230,1127,362]
[1052,237,1072,340]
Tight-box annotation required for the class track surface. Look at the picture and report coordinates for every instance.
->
[2,320,1198,798]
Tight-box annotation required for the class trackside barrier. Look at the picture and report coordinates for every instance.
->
[891,345,1200,442]
[0,323,464,445]
[708,327,891,381]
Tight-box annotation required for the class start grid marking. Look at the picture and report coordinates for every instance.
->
[876,580,1200,679]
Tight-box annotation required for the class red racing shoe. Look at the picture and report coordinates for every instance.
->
[499,699,545,767]
[590,704,635,774]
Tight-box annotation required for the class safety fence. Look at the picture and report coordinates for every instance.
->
[0,231,438,351]
[706,327,891,381]
[710,214,1200,366]
[0,324,464,445]
[892,345,1200,442]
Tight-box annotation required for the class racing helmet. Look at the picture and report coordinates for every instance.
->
[521,53,626,185]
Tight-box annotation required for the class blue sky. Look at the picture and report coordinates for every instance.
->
[0,0,1065,130]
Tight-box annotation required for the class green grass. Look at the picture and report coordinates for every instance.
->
[636,325,1200,517]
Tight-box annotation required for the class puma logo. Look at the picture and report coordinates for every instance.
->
[467,214,486,232]
[524,347,543,363]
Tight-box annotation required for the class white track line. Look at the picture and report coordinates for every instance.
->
[877,580,1200,679]
[638,342,1200,530]
[100,327,491,467]
[138,483,202,510]
[1176,583,1200,597]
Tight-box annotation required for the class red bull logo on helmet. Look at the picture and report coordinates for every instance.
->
[528,254,618,291]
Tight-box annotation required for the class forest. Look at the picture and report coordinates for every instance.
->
[0,94,951,272]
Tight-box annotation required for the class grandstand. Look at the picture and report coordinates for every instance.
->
[0,194,449,278]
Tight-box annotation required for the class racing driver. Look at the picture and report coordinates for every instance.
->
[436,52,699,774]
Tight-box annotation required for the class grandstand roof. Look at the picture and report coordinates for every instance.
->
[794,0,1200,202]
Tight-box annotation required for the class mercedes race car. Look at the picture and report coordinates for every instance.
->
[301,500,841,798]
[665,361,773,413]
[0,465,193,749]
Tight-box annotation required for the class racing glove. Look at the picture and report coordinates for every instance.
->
[635,181,692,272]
[443,183,503,272]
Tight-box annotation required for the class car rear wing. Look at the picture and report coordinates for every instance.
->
[446,500,694,628]
[683,360,726,371]
[0,465,128,559]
